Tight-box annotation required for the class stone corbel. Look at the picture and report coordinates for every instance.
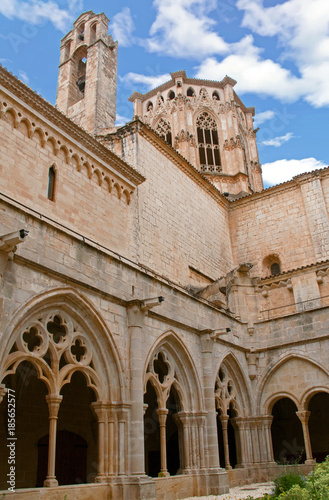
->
[316,268,329,284]
[0,229,29,275]
[245,349,259,380]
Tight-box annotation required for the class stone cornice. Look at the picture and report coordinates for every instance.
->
[103,119,230,208]
[229,166,329,209]
[0,64,145,187]
[254,258,329,285]
[129,71,238,102]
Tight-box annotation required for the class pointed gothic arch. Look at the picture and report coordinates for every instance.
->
[0,287,126,489]
[153,116,172,146]
[214,352,251,469]
[143,331,205,476]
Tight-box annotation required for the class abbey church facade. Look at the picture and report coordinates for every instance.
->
[0,11,328,500]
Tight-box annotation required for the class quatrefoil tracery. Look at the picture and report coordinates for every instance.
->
[215,366,238,415]
[146,349,178,409]
[7,312,94,375]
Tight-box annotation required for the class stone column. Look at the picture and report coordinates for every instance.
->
[249,419,261,464]
[200,332,220,469]
[196,413,207,469]
[92,402,107,482]
[117,405,129,475]
[157,408,169,476]
[296,411,315,464]
[175,412,192,473]
[127,302,147,476]
[220,414,232,470]
[231,417,244,467]
[262,415,276,464]
[107,407,115,476]
[44,394,62,487]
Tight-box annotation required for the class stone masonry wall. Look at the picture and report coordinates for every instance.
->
[114,130,234,286]
[0,87,137,259]
[229,181,319,277]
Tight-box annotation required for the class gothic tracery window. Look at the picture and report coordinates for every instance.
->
[196,112,221,172]
[155,118,172,146]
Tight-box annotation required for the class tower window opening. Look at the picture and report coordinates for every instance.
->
[90,23,97,44]
[212,91,220,100]
[187,87,195,97]
[63,40,72,61]
[155,118,172,146]
[168,90,175,100]
[47,166,56,201]
[147,101,153,112]
[76,57,86,93]
[196,112,221,173]
[77,23,85,41]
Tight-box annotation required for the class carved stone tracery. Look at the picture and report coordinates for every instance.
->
[3,310,102,396]
[215,366,239,416]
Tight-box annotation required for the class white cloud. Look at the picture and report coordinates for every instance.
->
[0,0,82,31]
[120,72,171,91]
[253,110,276,127]
[262,132,294,148]
[144,0,229,58]
[142,0,329,108]
[111,8,135,47]
[236,0,329,107]
[262,158,327,186]
[18,70,29,83]
[195,52,305,102]
[115,114,131,127]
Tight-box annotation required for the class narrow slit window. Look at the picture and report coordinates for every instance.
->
[47,166,56,201]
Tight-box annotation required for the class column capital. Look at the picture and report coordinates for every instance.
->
[0,383,7,403]
[157,408,168,427]
[92,401,108,422]
[45,394,62,418]
[296,410,311,424]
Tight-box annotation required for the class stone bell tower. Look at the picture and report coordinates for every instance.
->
[56,11,117,135]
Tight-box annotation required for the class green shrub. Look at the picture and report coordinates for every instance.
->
[277,456,329,500]
[273,472,306,496]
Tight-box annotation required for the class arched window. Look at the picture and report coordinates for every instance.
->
[77,23,85,41]
[63,40,72,61]
[196,112,221,172]
[187,87,195,97]
[212,91,220,100]
[168,90,175,100]
[155,118,172,146]
[147,101,153,112]
[263,254,282,276]
[90,22,97,44]
[271,262,281,276]
[47,166,56,201]
[77,56,86,93]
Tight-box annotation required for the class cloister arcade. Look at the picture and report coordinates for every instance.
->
[0,293,328,490]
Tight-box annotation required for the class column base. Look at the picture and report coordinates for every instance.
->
[225,465,232,470]
[158,471,170,477]
[43,478,58,487]
[95,474,107,483]
[305,459,316,465]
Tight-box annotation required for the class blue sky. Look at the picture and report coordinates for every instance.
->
[0,0,329,187]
